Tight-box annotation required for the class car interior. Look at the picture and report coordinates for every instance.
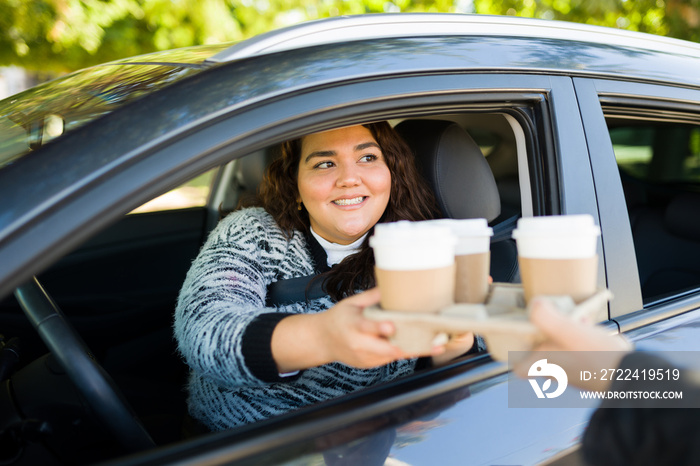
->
[608,115,700,303]
[0,112,525,464]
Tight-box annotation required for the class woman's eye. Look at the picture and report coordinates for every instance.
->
[314,161,334,169]
[359,154,379,163]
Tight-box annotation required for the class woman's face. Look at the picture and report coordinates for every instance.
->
[297,125,391,245]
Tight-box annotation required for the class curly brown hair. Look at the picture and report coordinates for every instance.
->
[240,121,440,301]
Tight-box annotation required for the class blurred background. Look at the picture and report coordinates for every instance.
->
[1,0,699,98]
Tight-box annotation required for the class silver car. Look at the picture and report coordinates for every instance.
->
[1,13,700,465]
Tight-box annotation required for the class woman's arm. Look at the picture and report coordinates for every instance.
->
[272,288,440,372]
[174,209,304,388]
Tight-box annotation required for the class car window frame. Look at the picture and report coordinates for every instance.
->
[575,77,700,328]
[94,74,585,464]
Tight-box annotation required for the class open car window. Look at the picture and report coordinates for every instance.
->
[130,169,218,214]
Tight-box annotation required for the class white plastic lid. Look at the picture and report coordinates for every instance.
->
[427,219,493,255]
[370,221,457,270]
[512,214,601,259]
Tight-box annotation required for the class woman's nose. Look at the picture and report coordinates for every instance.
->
[336,163,361,187]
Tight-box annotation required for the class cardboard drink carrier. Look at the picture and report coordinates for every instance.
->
[364,284,612,360]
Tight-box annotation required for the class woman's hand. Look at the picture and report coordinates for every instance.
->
[431,332,475,366]
[431,275,491,366]
[317,288,441,368]
[272,288,434,372]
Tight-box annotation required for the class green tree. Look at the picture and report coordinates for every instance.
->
[1,0,699,74]
[472,0,700,42]
[0,0,246,73]
[0,0,464,73]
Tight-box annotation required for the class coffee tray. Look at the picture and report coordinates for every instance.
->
[363,283,612,361]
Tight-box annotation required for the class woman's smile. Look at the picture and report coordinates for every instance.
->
[332,196,367,207]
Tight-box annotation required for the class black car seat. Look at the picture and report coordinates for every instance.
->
[232,147,278,204]
[394,119,519,283]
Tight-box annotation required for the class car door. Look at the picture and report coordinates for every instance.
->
[101,65,607,464]
[576,76,700,353]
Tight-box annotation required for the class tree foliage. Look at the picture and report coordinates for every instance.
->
[473,0,700,42]
[1,0,699,74]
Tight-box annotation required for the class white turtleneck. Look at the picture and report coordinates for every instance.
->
[310,227,367,267]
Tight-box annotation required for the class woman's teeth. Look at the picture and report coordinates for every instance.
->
[333,196,365,206]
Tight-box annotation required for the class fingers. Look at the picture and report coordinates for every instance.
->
[360,335,405,358]
[340,331,410,368]
[449,332,474,343]
[529,298,599,351]
[346,287,381,308]
[338,288,448,365]
[348,288,395,337]
[529,297,633,353]
[529,298,569,339]
[358,317,394,337]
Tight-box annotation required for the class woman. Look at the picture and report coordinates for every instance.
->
[175,122,479,431]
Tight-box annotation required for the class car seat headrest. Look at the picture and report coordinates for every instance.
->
[235,147,278,195]
[395,119,501,222]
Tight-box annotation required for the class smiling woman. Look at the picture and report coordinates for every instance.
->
[173,121,480,431]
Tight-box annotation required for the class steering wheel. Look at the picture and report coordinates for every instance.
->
[14,277,155,452]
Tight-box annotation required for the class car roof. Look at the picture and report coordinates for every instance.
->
[209,13,700,64]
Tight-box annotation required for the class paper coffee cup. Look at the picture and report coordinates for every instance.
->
[370,221,457,312]
[429,219,493,303]
[512,215,601,303]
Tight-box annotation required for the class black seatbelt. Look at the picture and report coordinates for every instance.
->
[265,230,330,306]
[490,214,519,243]
[266,274,327,306]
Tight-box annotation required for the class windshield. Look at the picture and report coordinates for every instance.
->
[0,44,227,169]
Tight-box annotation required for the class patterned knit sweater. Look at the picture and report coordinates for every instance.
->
[174,207,418,430]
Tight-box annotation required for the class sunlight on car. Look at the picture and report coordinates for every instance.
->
[0,115,27,166]
[42,114,64,144]
[130,171,214,214]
